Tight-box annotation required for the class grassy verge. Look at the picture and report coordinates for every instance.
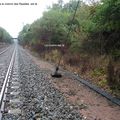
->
[28,47,120,98]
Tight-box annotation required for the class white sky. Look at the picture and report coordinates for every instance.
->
[0,0,96,37]
[0,0,71,37]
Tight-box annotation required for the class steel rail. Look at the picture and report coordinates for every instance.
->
[0,47,16,119]
[0,46,10,55]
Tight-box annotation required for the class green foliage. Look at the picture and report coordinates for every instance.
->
[18,0,120,56]
[18,24,31,45]
[18,0,120,93]
[40,9,70,44]
[91,68,105,77]
[98,79,107,88]
[63,0,81,13]
[0,27,12,43]
[94,0,120,31]
[82,0,120,56]
[18,8,70,46]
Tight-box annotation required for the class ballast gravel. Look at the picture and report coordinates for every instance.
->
[18,47,84,120]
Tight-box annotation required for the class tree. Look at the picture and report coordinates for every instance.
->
[92,0,120,56]
[0,27,12,43]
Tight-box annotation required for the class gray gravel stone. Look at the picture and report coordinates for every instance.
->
[2,46,84,120]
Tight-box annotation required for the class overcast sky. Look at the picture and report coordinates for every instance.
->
[0,0,94,37]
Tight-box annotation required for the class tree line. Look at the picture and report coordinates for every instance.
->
[18,0,120,94]
[0,27,13,43]
[18,0,120,58]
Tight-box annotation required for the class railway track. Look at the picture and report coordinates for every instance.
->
[0,45,15,90]
[0,46,21,119]
[0,46,83,120]
[0,46,10,55]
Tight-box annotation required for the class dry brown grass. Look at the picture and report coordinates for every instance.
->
[31,48,120,98]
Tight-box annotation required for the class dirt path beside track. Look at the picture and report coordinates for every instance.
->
[27,49,120,120]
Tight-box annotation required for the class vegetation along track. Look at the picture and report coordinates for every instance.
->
[62,71,120,106]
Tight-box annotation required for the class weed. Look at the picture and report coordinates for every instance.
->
[98,79,107,88]
[91,68,105,77]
